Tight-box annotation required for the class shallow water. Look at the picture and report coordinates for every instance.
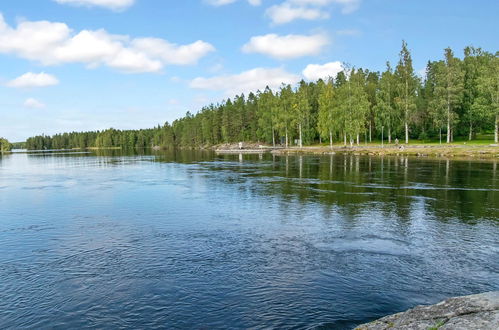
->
[0,150,498,329]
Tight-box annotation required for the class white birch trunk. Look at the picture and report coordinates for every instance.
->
[298,123,303,148]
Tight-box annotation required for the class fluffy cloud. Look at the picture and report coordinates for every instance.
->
[6,72,60,88]
[190,67,300,95]
[302,61,343,80]
[266,3,329,24]
[53,0,135,11]
[242,33,329,59]
[206,0,261,6]
[24,98,46,109]
[131,38,215,66]
[266,0,360,24]
[0,14,215,73]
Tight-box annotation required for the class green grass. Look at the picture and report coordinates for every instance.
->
[304,134,497,148]
[428,319,447,330]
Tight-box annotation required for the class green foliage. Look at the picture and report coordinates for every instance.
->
[0,137,12,152]
[374,62,398,142]
[22,43,498,149]
[394,40,419,143]
[318,79,336,144]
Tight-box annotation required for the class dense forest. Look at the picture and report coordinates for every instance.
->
[25,42,498,150]
[0,137,12,152]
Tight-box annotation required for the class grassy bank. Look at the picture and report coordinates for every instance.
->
[216,139,499,159]
[276,144,499,159]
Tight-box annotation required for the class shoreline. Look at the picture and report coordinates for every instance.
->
[7,144,498,160]
[354,291,498,329]
[215,143,499,159]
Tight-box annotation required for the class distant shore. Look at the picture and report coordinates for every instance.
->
[215,142,499,159]
[7,143,499,160]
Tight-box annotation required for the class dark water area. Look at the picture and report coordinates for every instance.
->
[0,150,498,329]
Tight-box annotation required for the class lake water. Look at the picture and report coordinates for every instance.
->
[0,150,498,329]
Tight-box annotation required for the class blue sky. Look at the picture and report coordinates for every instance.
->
[0,0,497,141]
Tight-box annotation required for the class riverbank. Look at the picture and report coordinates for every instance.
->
[215,143,499,159]
[354,291,499,329]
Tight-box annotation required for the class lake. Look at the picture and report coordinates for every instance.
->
[0,150,497,329]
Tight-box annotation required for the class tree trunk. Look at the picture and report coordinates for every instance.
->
[344,133,347,146]
[439,128,442,145]
[356,134,360,145]
[495,115,499,143]
[369,122,372,142]
[405,78,409,144]
[285,128,288,148]
[447,117,452,143]
[469,122,473,141]
[272,128,275,147]
[298,123,303,148]
[381,126,384,148]
[388,128,391,144]
[329,131,333,150]
[405,122,409,144]
[447,96,452,143]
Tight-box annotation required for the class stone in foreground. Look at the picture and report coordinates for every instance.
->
[355,291,499,330]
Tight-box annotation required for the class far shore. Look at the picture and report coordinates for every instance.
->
[6,142,498,160]
[215,142,499,159]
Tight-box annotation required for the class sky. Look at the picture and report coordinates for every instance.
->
[0,0,497,142]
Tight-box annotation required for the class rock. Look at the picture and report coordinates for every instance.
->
[355,291,499,330]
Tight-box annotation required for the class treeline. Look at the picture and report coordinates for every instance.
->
[0,137,12,152]
[25,41,498,150]
[10,141,26,149]
[25,128,173,150]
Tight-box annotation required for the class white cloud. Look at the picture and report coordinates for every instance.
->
[190,67,300,95]
[336,29,360,36]
[0,14,215,73]
[290,0,360,13]
[6,72,59,88]
[302,61,343,80]
[242,33,329,59]
[131,38,215,66]
[54,0,135,11]
[266,3,329,25]
[206,0,261,6]
[266,0,360,24]
[24,98,46,109]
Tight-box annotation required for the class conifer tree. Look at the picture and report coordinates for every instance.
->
[394,40,418,144]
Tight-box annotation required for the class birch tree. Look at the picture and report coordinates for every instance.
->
[374,62,398,143]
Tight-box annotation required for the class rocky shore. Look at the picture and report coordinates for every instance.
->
[355,291,499,330]
[214,143,499,159]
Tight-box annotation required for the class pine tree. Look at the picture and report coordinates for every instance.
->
[394,40,418,144]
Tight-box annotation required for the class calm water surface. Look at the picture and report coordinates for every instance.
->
[0,150,498,329]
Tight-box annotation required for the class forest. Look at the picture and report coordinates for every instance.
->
[25,42,498,151]
[0,137,12,152]
[0,137,12,153]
